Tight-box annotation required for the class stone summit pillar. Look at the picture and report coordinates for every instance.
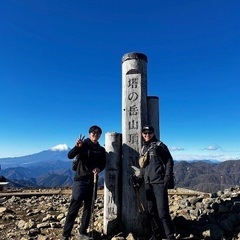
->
[121,52,148,235]
[103,132,122,235]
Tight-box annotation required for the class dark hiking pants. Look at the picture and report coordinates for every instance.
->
[146,183,175,240]
[62,179,94,238]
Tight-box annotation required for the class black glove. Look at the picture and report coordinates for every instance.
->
[132,175,143,189]
[164,175,170,188]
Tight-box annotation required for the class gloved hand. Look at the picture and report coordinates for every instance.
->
[132,175,143,189]
[164,175,170,188]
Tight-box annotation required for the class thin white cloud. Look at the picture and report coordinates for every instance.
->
[172,152,240,162]
[170,146,185,151]
[204,145,221,151]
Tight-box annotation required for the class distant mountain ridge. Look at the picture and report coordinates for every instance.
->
[0,144,104,188]
[0,144,71,168]
[0,145,240,193]
[175,160,240,192]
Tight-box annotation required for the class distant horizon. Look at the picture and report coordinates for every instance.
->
[0,143,239,163]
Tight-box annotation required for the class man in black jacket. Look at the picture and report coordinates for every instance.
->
[139,125,175,240]
[62,125,106,240]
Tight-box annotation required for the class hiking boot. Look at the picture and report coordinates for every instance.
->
[78,233,89,240]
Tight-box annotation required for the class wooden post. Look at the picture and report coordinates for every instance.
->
[103,132,122,235]
[121,52,149,235]
[147,96,160,139]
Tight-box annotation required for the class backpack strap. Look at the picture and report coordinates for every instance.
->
[141,141,162,155]
[140,144,154,156]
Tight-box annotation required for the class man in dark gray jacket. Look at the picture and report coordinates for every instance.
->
[139,125,175,240]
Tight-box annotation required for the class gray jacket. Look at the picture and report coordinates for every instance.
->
[142,139,174,184]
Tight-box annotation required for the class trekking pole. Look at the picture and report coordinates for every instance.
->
[90,173,98,240]
[135,187,145,212]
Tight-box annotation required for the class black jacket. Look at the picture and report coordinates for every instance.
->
[142,137,174,184]
[68,138,106,181]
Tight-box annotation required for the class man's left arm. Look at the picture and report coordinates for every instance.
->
[158,144,173,188]
[158,143,174,175]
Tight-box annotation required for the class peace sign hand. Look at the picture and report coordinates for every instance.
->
[76,134,85,147]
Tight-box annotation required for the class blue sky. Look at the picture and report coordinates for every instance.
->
[0,0,239,161]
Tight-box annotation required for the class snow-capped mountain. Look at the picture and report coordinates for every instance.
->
[50,144,69,151]
[0,144,71,169]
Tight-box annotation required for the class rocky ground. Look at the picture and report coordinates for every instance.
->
[1,187,240,240]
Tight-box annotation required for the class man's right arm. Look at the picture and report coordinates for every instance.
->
[68,146,81,159]
[68,136,85,159]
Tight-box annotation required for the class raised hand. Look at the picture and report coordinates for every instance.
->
[76,134,85,147]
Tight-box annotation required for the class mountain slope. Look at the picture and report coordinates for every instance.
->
[174,160,240,192]
[0,145,70,169]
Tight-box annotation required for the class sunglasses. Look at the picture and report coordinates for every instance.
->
[143,131,153,135]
